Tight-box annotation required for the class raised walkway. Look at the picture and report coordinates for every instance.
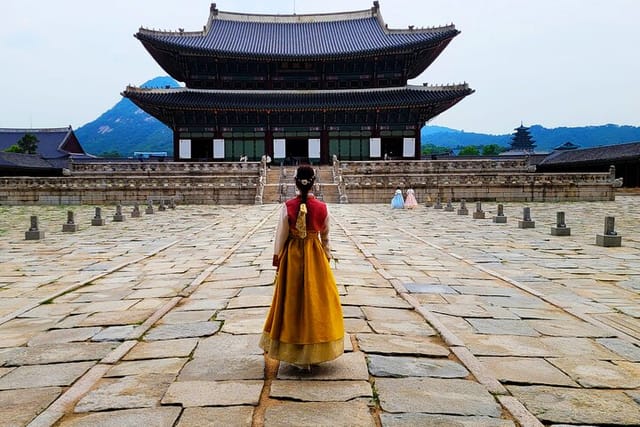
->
[0,197,639,426]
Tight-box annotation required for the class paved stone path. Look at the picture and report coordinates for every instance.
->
[0,197,639,426]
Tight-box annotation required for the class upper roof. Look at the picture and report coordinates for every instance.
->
[135,2,459,59]
[0,127,85,159]
[122,84,474,112]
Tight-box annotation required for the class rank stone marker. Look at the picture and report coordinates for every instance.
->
[518,207,535,228]
[550,211,571,236]
[25,215,45,240]
[91,207,106,226]
[433,197,443,209]
[493,204,507,223]
[473,202,486,219]
[457,199,469,215]
[596,216,622,247]
[145,200,154,215]
[444,199,455,212]
[131,202,141,218]
[113,203,125,222]
[62,210,79,232]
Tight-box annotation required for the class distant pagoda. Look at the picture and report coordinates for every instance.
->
[509,123,536,153]
[123,2,473,163]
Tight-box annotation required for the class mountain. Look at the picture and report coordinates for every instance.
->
[75,76,179,157]
[421,124,640,153]
[76,76,640,157]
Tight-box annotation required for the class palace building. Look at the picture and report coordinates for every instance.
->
[123,2,473,164]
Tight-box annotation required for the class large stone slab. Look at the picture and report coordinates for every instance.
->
[462,334,554,357]
[106,357,188,377]
[277,352,369,380]
[158,310,216,324]
[78,309,155,327]
[0,387,61,427]
[162,380,263,407]
[368,320,436,337]
[597,337,640,361]
[404,283,458,294]
[27,327,102,346]
[74,373,176,412]
[1,342,117,366]
[423,303,493,318]
[380,413,515,427]
[341,294,411,309]
[123,338,199,360]
[540,337,620,359]
[356,334,449,356]
[0,361,94,390]
[467,319,539,336]
[264,400,374,427]
[362,307,424,322]
[478,356,577,386]
[270,380,372,401]
[59,407,181,427]
[179,354,265,381]
[193,333,263,357]
[177,406,254,427]
[508,385,640,425]
[548,357,640,388]
[375,377,501,417]
[91,325,136,342]
[368,355,468,378]
[527,319,613,337]
[144,321,221,341]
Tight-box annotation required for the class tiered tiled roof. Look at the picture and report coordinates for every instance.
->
[123,84,473,112]
[136,3,458,60]
[0,127,85,159]
[539,141,640,165]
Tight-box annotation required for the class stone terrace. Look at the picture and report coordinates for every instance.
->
[0,196,639,426]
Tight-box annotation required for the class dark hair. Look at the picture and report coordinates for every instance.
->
[295,165,315,204]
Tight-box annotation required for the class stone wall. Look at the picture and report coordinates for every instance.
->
[337,160,616,203]
[0,159,616,205]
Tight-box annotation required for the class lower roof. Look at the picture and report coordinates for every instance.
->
[122,85,473,112]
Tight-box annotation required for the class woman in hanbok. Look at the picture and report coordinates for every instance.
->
[391,187,405,209]
[404,188,418,209]
[260,165,344,369]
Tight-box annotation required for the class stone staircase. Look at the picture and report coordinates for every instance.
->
[260,165,340,204]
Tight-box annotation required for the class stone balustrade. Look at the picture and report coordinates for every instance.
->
[0,175,260,205]
[0,159,617,205]
[339,159,531,175]
[70,160,261,176]
[342,171,615,203]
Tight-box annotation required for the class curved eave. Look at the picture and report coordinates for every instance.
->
[122,85,474,114]
[135,28,459,63]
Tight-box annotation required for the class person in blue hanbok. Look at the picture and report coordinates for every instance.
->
[391,188,404,209]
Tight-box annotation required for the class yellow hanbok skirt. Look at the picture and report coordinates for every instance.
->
[260,232,344,365]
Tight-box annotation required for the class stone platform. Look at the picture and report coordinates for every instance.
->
[0,197,639,426]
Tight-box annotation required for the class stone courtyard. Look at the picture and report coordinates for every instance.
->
[0,196,639,426]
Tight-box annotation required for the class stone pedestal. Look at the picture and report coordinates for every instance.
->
[113,204,125,222]
[433,198,442,209]
[62,223,79,232]
[596,216,622,247]
[457,199,468,215]
[131,203,141,218]
[91,207,105,226]
[518,207,535,228]
[473,202,485,219]
[550,211,570,236]
[159,201,167,212]
[145,201,154,215]
[62,210,79,232]
[25,216,45,240]
[444,200,454,212]
[493,204,507,223]
[596,234,622,247]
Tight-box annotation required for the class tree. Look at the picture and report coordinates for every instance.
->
[458,145,480,156]
[481,144,507,156]
[4,133,39,154]
[99,150,123,158]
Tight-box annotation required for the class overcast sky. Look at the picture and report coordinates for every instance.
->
[1,0,638,134]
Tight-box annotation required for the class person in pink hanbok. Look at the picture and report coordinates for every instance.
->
[404,188,418,209]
